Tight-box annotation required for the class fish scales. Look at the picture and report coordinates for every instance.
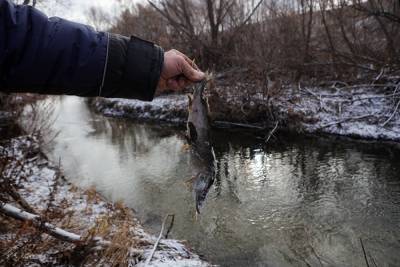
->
[187,80,216,214]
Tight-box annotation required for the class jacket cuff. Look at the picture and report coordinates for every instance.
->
[102,33,164,101]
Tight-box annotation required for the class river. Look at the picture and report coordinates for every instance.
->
[39,96,400,266]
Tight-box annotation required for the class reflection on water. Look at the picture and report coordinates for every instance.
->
[43,96,400,266]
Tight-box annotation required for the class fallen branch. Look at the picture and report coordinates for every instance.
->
[213,121,265,130]
[0,202,109,245]
[372,68,385,84]
[300,92,400,108]
[298,83,324,110]
[342,83,396,89]
[299,82,318,98]
[265,121,279,143]
[341,93,400,105]
[381,99,400,127]
[320,114,375,129]
[300,85,400,102]
[145,214,174,266]
[0,201,147,258]
[393,82,400,99]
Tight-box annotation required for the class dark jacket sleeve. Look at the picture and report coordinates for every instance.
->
[0,0,163,101]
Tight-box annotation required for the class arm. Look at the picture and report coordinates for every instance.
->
[0,0,162,101]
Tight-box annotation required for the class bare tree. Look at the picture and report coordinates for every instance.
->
[108,0,398,83]
[87,6,113,31]
[147,0,264,67]
[352,0,400,63]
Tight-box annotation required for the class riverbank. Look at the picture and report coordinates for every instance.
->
[0,133,210,266]
[11,95,400,267]
[91,78,400,142]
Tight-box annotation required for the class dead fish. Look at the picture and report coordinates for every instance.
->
[187,80,216,215]
[187,80,210,147]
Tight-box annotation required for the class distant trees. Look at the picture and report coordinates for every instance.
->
[87,6,113,31]
[110,3,170,48]
[352,0,400,63]
[15,0,400,82]
[105,0,399,82]
[146,0,265,68]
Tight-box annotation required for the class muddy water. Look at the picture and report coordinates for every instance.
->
[42,96,400,266]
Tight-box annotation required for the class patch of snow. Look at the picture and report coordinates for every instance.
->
[276,85,400,141]
[93,82,400,142]
[0,135,211,266]
[95,94,188,124]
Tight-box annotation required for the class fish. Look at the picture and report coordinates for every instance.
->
[187,80,216,215]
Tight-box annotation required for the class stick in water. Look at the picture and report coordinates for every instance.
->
[145,214,174,266]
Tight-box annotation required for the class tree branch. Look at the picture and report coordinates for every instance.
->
[0,202,109,245]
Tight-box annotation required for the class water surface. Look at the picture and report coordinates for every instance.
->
[42,96,400,266]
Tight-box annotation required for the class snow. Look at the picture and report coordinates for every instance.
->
[137,258,210,267]
[1,203,83,242]
[93,82,400,142]
[274,85,400,141]
[94,94,188,124]
[0,135,211,266]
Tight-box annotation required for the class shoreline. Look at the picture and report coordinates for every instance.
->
[0,134,210,266]
[90,81,400,143]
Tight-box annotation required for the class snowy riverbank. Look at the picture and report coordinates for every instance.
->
[0,135,210,266]
[92,80,400,142]
[92,94,188,124]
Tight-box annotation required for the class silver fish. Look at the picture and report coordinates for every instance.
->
[187,80,216,214]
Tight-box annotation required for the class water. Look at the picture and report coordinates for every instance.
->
[41,96,400,266]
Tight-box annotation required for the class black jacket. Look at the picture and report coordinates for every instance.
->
[0,0,163,101]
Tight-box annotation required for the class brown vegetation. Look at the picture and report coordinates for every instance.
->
[103,0,399,85]
[0,135,146,266]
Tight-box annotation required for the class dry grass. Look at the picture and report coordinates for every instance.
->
[0,136,150,266]
[0,192,148,266]
[78,201,148,266]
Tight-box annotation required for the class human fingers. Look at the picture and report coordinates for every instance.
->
[171,49,200,70]
[179,57,205,82]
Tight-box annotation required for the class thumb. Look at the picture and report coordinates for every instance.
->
[180,58,205,82]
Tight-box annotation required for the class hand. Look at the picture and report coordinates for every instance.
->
[157,49,205,94]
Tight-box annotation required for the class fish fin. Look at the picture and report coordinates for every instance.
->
[187,122,197,142]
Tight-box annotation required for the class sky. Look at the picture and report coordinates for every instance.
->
[38,0,142,26]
